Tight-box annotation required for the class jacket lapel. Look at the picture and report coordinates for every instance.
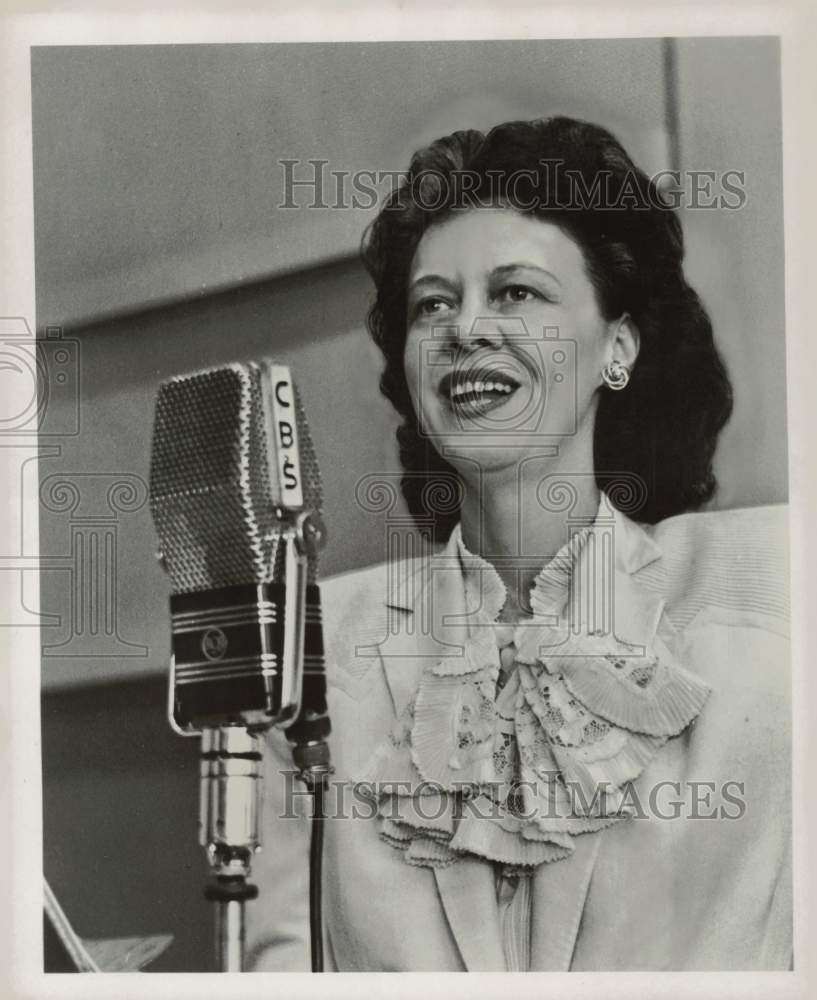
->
[579,498,665,651]
[376,535,507,969]
[376,533,466,717]
[373,501,665,972]
[529,831,604,970]
[529,501,665,969]
[433,860,507,971]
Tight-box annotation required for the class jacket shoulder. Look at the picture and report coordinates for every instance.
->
[318,559,398,690]
[320,560,390,635]
[635,503,790,630]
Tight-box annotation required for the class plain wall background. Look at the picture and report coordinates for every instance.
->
[32,38,786,971]
[32,40,672,328]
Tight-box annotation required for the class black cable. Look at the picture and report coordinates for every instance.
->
[292,735,332,972]
[309,778,326,972]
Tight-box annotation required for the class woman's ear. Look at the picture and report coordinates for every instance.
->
[610,313,640,369]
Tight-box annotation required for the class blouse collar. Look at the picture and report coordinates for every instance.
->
[364,490,709,877]
[384,490,663,617]
[452,489,611,627]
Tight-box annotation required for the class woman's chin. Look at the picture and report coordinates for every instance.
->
[439,438,541,477]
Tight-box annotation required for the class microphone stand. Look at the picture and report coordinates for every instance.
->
[199,725,263,972]
[203,523,310,971]
[154,361,331,973]
[167,671,266,971]
[193,522,308,973]
[169,516,331,972]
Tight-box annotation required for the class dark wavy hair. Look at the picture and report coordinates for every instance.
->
[361,115,733,536]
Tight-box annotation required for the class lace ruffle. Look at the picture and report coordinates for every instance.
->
[363,515,710,876]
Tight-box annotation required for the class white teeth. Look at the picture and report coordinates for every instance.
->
[448,371,521,402]
[450,379,516,400]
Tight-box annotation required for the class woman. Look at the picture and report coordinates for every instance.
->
[247,116,791,971]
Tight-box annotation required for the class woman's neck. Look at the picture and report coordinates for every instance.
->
[457,427,599,618]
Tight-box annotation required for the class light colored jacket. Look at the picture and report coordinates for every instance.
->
[246,502,792,972]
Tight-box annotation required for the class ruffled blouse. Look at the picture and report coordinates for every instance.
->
[362,499,711,966]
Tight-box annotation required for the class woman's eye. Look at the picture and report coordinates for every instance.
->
[415,296,453,317]
[496,284,539,304]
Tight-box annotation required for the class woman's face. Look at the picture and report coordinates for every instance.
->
[403,207,635,478]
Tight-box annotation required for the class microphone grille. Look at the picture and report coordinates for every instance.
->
[149,363,275,593]
[150,361,324,593]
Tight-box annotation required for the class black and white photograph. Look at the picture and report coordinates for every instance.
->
[2,4,816,997]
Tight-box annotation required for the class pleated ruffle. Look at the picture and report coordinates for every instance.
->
[362,517,710,874]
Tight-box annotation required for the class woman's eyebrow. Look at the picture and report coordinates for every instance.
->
[408,273,458,292]
[492,262,563,287]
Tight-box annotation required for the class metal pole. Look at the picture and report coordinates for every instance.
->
[199,727,262,971]
[216,899,245,972]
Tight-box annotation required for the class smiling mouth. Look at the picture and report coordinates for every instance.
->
[439,368,522,417]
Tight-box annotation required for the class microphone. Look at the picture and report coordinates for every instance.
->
[149,360,329,737]
[148,359,331,970]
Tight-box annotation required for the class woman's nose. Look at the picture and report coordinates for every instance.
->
[454,291,505,350]
[433,290,506,352]
[458,314,505,350]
